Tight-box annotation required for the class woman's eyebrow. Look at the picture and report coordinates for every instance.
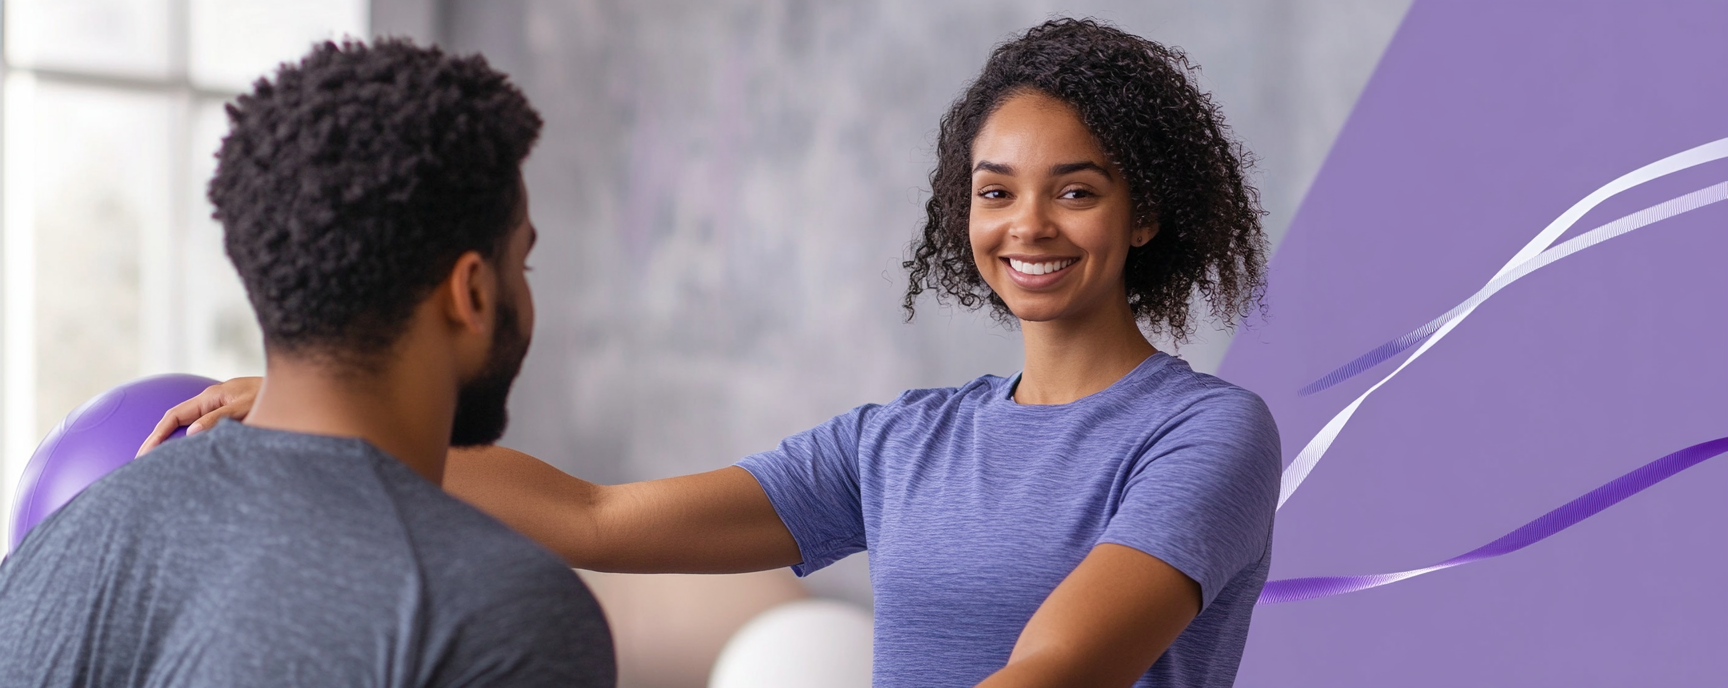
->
[1051,161,1110,177]
[973,160,1013,174]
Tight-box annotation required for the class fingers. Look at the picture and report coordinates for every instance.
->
[189,405,247,435]
[136,395,217,457]
[135,379,261,457]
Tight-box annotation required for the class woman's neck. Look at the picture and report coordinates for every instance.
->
[1014,298,1157,405]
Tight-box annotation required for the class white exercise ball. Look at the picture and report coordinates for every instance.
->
[708,599,873,688]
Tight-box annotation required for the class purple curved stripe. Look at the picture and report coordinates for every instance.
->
[1295,325,1439,397]
[1259,435,1728,605]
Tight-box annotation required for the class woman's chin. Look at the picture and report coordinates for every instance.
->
[1003,301,1071,325]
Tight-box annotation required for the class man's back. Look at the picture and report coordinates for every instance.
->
[0,420,614,687]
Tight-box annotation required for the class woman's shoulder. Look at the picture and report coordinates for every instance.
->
[885,373,1009,408]
[1129,355,1276,428]
[850,375,1011,434]
[1126,357,1282,477]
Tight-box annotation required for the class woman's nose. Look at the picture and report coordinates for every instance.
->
[1007,197,1059,242]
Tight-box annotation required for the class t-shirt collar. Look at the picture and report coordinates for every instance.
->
[999,351,1175,408]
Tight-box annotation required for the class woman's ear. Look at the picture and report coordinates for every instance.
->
[1131,221,1160,248]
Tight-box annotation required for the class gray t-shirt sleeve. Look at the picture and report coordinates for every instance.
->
[1098,388,1282,610]
[735,404,876,575]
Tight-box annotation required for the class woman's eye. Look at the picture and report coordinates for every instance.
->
[1061,188,1094,199]
[978,189,1008,200]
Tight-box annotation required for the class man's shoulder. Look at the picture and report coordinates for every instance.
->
[403,490,580,592]
[365,458,598,614]
[75,422,421,529]
[9,426,268,545]
[409,514,616,688]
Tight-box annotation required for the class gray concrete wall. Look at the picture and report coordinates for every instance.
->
[441,0,1411,606]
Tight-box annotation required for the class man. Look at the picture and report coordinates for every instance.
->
[0,39,613,687]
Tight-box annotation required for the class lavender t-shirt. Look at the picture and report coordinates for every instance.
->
[738,353,1280,687]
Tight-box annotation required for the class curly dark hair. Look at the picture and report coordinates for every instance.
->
[210,38,542,365]
[904,18,1267,340]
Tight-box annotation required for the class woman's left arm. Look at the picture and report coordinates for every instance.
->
[980,387,1280,687]
[976,543,1200,688]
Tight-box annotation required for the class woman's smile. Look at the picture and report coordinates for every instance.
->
[1003,255,1080,289]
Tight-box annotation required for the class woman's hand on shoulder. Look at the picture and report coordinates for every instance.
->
[445,451,802,574]
[136,376,262,456]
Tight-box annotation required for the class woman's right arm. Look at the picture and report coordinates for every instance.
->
[445,447,801,573]
[139,377,803,574]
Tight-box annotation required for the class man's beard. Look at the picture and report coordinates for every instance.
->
[449,299,530,447]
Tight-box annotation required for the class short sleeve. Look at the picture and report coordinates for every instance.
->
[1098,388,1281,610]
[735,405,875,576]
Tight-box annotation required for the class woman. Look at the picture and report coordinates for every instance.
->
[148,19,1278,687]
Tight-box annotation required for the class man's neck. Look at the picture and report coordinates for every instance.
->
[244,353,458,485]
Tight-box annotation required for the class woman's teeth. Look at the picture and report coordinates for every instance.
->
[1008,258,1076,276]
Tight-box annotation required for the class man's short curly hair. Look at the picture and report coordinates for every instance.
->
[211,38,542,364]
[904,18,1267,340]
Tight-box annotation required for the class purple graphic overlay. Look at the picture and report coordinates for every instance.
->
[1219,1,1728,685]
[1273,177,1728,512]
[1296,180,1728,398]
[1299,179,1721,397]
[1260,436,1728,604]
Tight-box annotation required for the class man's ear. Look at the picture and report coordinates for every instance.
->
[1131,221,1160,248]
[443,250,494,336]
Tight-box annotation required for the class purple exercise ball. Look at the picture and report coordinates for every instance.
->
[9,373,217,550]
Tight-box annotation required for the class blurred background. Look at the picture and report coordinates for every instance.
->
[0,1,1413,685]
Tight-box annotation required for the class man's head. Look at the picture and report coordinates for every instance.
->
[210,39,542,446]
[449,186,535,447]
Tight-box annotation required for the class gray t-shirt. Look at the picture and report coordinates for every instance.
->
[738,353,1280,687]
[0,420,614,688]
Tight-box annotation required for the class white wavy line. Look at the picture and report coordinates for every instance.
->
[1278,137,1728,510]
[1372,183,1728,364]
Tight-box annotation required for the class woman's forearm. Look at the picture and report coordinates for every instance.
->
[444,446,802,573]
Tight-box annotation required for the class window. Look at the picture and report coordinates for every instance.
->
[1,0,369,554]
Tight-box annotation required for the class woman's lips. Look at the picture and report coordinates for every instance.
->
[1002,256,1077,289]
